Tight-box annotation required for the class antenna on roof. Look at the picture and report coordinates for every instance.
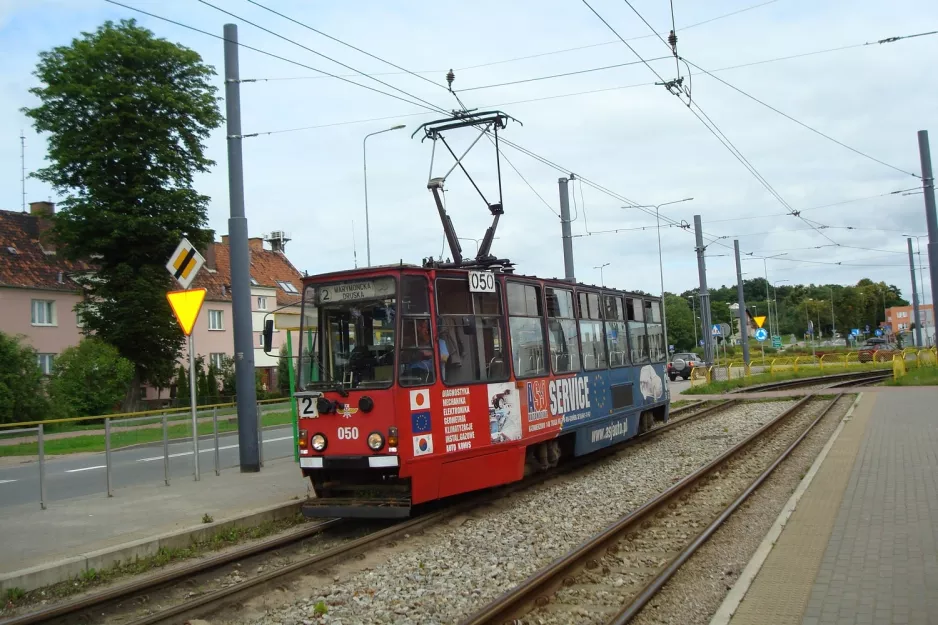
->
[20,130,26,213]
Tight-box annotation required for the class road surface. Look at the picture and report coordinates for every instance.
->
[0,426,296,508]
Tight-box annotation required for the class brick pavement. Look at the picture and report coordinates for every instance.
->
[725,387,938,625]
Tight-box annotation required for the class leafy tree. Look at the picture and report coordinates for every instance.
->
[206,363,221,403]
[49,338,134,418]
[0,332,50,424]
[24,20,223,409]
[663,294,696,351]
[195,356,210,404]
[277,345,292,394]
[175,363,189,406]
[219,356,237,398]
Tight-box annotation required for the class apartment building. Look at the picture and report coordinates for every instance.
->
[0,201,305,393]
[885,304,935,347]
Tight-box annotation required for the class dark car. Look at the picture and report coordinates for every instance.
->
[858,338,898,363]
[668,352,704,381]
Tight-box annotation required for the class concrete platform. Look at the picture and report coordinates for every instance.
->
[0,457,310,592]
[714,386,938,625]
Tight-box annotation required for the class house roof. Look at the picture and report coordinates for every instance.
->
[0,208,304,305]
[0,209,92,292]
[192,239,304,306]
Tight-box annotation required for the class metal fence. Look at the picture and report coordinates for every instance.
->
[0,400,290,508]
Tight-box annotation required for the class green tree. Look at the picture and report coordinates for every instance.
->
[277,345,292,394]
[0,332,50,424]
[219,357,236,398]
[195,356,210,404]
[663,294,696,351]
[49,338,134,418]
[206,363,221,403]
[175,363,189,406]
[24,20,223,409]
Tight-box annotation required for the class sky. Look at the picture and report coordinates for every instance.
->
[1,0,936,305]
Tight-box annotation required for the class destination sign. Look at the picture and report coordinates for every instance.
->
[318,280,375,303]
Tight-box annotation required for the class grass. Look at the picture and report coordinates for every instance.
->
[683,365,890,395]
[0,410,293,457]
[888,366,938,386]
[0,513,308,613]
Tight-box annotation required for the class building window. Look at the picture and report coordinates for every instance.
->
[277,280,299,294]
[257,296,268,310]
[208,309,224,330]
[250,278,259,286]
[210,353,226,370]
[36,353,55,375]
[31,300,56,326]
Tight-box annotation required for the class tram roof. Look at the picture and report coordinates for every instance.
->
[303,264,658,301]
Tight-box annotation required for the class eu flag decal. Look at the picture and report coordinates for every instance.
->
[411,411,432,434]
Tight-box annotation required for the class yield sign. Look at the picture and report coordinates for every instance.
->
[753,315,767,328]
[167,288,207,336]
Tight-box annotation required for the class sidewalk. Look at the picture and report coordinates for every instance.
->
[0,456,310,591]
[720,386,938,624]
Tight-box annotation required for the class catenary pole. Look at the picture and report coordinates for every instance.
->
[224,24,260,472]
[559,177,576,282]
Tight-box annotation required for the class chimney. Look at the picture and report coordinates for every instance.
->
[29,201,54,217]
[248,237,264,251]
[221,234,230,245]
[203,230,216,271]
[30,201,56,253]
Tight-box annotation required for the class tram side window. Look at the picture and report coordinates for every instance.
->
[507,282,547,378]
[604,295,629,367]
[399,276,436,387]
[436,278,509,384]
[578,291,607,370]
[546,287,581,374]
[645,300,666,363]
[627,297,649,363]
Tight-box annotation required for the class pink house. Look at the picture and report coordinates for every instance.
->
[0,202,305,401]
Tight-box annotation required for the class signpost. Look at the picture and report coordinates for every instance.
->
[754,328,768,341]
[166,238,207,481]
[753,315,767,329]
[754,327,768,365]
[772,335,782,349]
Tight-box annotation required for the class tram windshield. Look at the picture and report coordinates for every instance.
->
[299,276,396,390]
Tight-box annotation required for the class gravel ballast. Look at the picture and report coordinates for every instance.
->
[233,400,798,625]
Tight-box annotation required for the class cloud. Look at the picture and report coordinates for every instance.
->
[1,0,935,304]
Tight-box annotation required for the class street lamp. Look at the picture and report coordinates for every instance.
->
[903,233,932,347]
[594,263,610,287]
[742,253,787,338]
[363,124,406,266]
[773,279,789,342]
[621,197,693,350]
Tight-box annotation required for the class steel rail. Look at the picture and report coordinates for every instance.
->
[459,393,822,625]
[6,397,738,625]
[730,369,888,393]
[0,519,341,625]
[608,393,843,624]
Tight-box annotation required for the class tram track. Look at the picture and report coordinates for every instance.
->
[2,399,743,625]
[727,369,890,393]
[459,393,847,625]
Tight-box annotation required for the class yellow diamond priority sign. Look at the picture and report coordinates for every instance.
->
[165,237,205,290]
[167,288,207,336]
[754,315,767,329]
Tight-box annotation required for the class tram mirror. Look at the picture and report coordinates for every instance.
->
[263,319,274,353]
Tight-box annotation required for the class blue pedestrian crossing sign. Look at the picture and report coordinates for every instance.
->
[754,328,768,342]
[851,328,859,337]
[874,329,883,337]
[711,324,722,337]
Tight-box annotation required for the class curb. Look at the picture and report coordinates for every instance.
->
[0,499,305,594]
[708,392,864,625]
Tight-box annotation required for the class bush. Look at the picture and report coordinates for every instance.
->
[49,338,133,418]
[0,332,50,423]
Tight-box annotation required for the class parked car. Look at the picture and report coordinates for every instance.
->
[667,352,704,381]
[857,338,898,363]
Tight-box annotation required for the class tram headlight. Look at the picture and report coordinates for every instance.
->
[367,431,385,451]
[310,433,327,452]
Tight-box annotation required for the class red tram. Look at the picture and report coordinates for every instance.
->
[289,265,669,518]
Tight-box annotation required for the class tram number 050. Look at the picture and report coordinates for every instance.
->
[337,427,359,440]
[468,270,496,293]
